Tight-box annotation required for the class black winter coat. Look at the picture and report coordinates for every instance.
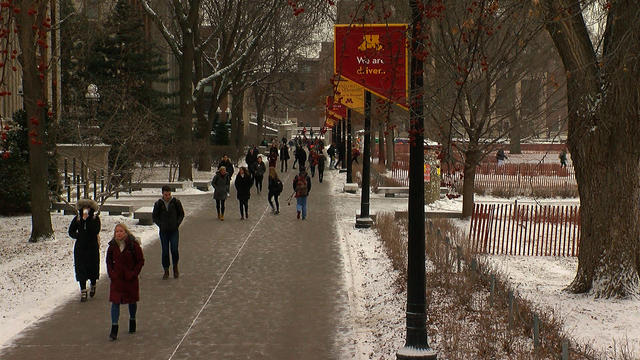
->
[268,177,283,195]
[218,159,234,177]
[296,147,307,164]
[69,211,101,282]
[235,174,253,200]
[152,197,185,232]
[211,172,230,200]
[280,145,290,160]
[255,162,267,178]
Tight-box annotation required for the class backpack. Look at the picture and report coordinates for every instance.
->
[295,176,308,197]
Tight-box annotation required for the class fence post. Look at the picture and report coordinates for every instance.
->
[76,175,80,202]
[490,274,495,306]
[533,313,540,349]
[93,171,97,200]
[562,339,569,360]
[508,290,514,328]
[100,170,105,203]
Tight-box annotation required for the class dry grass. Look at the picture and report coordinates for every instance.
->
[375,213,607,359]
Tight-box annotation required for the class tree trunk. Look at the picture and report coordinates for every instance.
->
[461,147,481,218]
[385,125,394,170]
[538,0,640,297]
[193,22,211,172]
[508,111,521,154]
[17,3,54,242]
[176,53,193,181]
[177,31,195,180]
[231,91,245,151]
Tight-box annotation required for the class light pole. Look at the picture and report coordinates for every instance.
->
[355,91,373,229]
[84,84,100,143]
[346,109,353,183]
[397,1,437,358]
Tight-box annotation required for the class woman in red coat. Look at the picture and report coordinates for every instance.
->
[106,223,144,340]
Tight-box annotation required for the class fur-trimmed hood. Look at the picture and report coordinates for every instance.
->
[76,199,99,212]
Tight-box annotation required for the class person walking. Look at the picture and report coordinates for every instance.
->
[317,150,326,183]
[68,198,101,302]
[295,145,307,170]
[309,148,318,177]
[559,149,568,168]
[293,168,312,220]
[218,154,234,189]
[211,166,230,221]
[106,223,144,341]
[235,167,252,220]
[496,149,507,166]
[280,142,290,172]
[334,141,345,169]
[267,167,284,214]
[351,146,360,164]
[268,142,279,168]
[152,185,185,280]
[327,144,336,168]
[254,156,267,194]
[245,147,258,178]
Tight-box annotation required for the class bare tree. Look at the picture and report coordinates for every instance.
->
[534,0,640,298]
[0,1,55,241]
[421,0,564,217]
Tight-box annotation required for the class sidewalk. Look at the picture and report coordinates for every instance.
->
[0,170,351,359]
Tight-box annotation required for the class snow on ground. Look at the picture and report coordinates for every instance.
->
[2,162,638,358]
[329,170,640,358]
[328,169,406,359]
[485,255,640,358]
[0,212,158,349]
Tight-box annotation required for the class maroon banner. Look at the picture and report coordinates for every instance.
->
[326,96,347,119]
[334,24,408,109]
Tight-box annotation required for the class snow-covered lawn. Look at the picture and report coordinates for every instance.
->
[2,163,639,358]
[0,212,158,349]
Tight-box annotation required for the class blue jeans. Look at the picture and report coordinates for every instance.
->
[296,196,308,219]
[159,230,179,269]
[111,302,137,325]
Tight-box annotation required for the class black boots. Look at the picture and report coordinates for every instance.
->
[163,268,169,280]
[129,319,136,333]
[109,325,118,341]
[173,265,179,279]
[89,284,96,298]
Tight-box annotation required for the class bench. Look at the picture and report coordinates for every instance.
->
[344,183,358,194]
[129,182,184,192]
[133,206,154,225]
[377,186,409,197]
[51,202,76,215]
[51,202,134,216]
[193,180,210,191]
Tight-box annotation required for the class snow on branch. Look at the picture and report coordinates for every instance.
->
[140,0,183,58]
[195,32,261,101]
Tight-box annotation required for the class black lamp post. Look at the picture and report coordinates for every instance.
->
[355,91,373,228]
[397,1,437,358]
[346,109,353,183]
[84,83,100,143]
[341,114,347,170]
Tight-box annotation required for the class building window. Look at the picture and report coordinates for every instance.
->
[300,82,305,91]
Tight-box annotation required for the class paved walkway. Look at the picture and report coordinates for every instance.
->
[1,170,351,359]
